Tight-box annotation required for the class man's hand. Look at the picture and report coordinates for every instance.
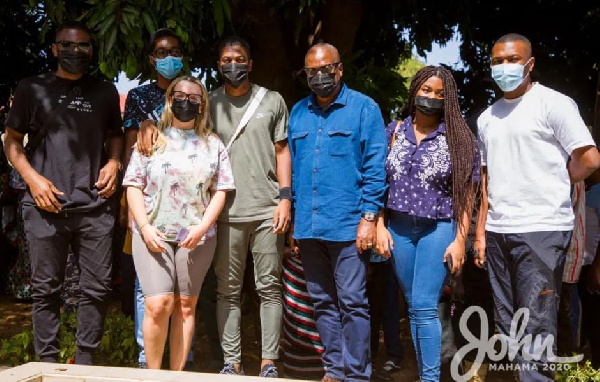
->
[179,225,208,249]
[356,218,376,254]
[287,224,299,254]
[473,235,486,268]
[444,240,465,274]
[141,225,166,253]
[29,173,64,213]
[273,199,292,234]
[137,119,158,156]
[96,159,120,198]
[374,224,393,258]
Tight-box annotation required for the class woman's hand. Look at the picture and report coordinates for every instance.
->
[141,225,166,253]
[374,224,394,258]
[473,235,486,268]
[179,225,207,249]
[444,239,465,274]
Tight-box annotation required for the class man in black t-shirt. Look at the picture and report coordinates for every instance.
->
[3,21,123,365]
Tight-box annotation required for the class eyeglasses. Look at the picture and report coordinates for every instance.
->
[153,47,183,59]
[55,40,92,53]
[172,90,203,105]
[303,62,340,77]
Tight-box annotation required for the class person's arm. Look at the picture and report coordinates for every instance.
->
[356,102,388,253]
[96,133,123,198]
[374,210,393,258]
[96,85,124,198]
[444,182,476,273]
[474,167,488,267]
[137,119,159,156]
[126,186,165,252]
[4,128,63,212]
[272,140,292,234]
[569,146,600,183]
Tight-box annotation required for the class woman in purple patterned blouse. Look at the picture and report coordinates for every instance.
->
[374,66,479,382]
[123,76,235,370]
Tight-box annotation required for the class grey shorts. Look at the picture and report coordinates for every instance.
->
[132,232,217,297]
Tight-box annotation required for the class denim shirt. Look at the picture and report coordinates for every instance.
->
[289,84,387,241]
[385,117,479,219]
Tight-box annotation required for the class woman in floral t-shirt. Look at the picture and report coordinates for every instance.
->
[123,76,234,370]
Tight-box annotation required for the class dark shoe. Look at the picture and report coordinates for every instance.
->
[372,359,402,380]
[259,363,279,377]
[138,361,148,369]
[220,363,245,375]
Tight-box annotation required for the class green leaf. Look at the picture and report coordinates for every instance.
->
[142,12,156,33]
[105,25,118,56]
[212,0,224,36]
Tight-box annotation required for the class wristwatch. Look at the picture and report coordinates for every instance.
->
[361,212,377,222]
[279,187,293,201]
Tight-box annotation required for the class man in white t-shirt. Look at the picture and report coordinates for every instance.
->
[475,33,600,382]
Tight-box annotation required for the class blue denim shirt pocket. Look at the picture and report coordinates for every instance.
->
[327,129,353,157]
[291,130,309,160]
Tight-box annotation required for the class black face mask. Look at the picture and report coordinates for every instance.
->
[171,99,199,122]
[221,63,248,88]
[415,95,444,115]
[57,50,91,75]
[308,72,338,98]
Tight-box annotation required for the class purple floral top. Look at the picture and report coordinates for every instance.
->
[123,127,235,241]
[385,117,479,220]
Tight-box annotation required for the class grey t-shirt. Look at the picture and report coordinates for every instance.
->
[209,84,288,222]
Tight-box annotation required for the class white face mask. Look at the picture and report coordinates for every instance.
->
[491,58,532,92]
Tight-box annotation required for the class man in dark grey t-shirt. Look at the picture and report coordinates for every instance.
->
[3,21,123,365]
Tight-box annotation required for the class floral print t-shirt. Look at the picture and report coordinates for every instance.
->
[123,127,235,241]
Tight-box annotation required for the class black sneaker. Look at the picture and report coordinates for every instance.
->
[259,363,279,377]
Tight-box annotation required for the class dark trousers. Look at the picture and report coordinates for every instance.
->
[367,260,404,363]
[486,230,571,382]
[23,203,115,364]
[578,265,600,368]
[198,264,224,364]
[557,282,576,356]
[298,239,371,381]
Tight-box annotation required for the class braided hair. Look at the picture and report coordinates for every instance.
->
[401,65,478,228]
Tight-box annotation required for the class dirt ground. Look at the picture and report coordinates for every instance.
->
[0,295,517,381]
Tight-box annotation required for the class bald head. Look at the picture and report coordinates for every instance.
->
[305,43,340,66]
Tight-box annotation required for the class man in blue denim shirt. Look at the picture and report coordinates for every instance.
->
[287,43,387,381]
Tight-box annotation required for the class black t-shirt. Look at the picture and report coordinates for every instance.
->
[6,72,123,212]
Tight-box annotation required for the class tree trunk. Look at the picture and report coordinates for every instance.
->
[594,68,600,144]
[319,0,363,59]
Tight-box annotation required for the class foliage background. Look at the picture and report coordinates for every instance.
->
[0,0,599,131]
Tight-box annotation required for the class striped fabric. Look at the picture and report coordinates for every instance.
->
[563,181,586,283]
[282,255,326,380]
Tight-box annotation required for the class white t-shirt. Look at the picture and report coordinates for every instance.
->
[477,83,595,233]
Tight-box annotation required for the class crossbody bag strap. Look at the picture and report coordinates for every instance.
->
[26,85,81,158]
[389,119,402,149]
[225,86,268,153]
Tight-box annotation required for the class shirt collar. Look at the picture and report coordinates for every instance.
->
[403,116,446,145]
[308,83,348,110]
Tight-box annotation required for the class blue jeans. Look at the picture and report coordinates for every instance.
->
[134,276,194,365]
[297,239,371,381]
[388,211,454,382]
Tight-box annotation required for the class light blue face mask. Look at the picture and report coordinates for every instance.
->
[155,56,183,79]
[491,58,531,92]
